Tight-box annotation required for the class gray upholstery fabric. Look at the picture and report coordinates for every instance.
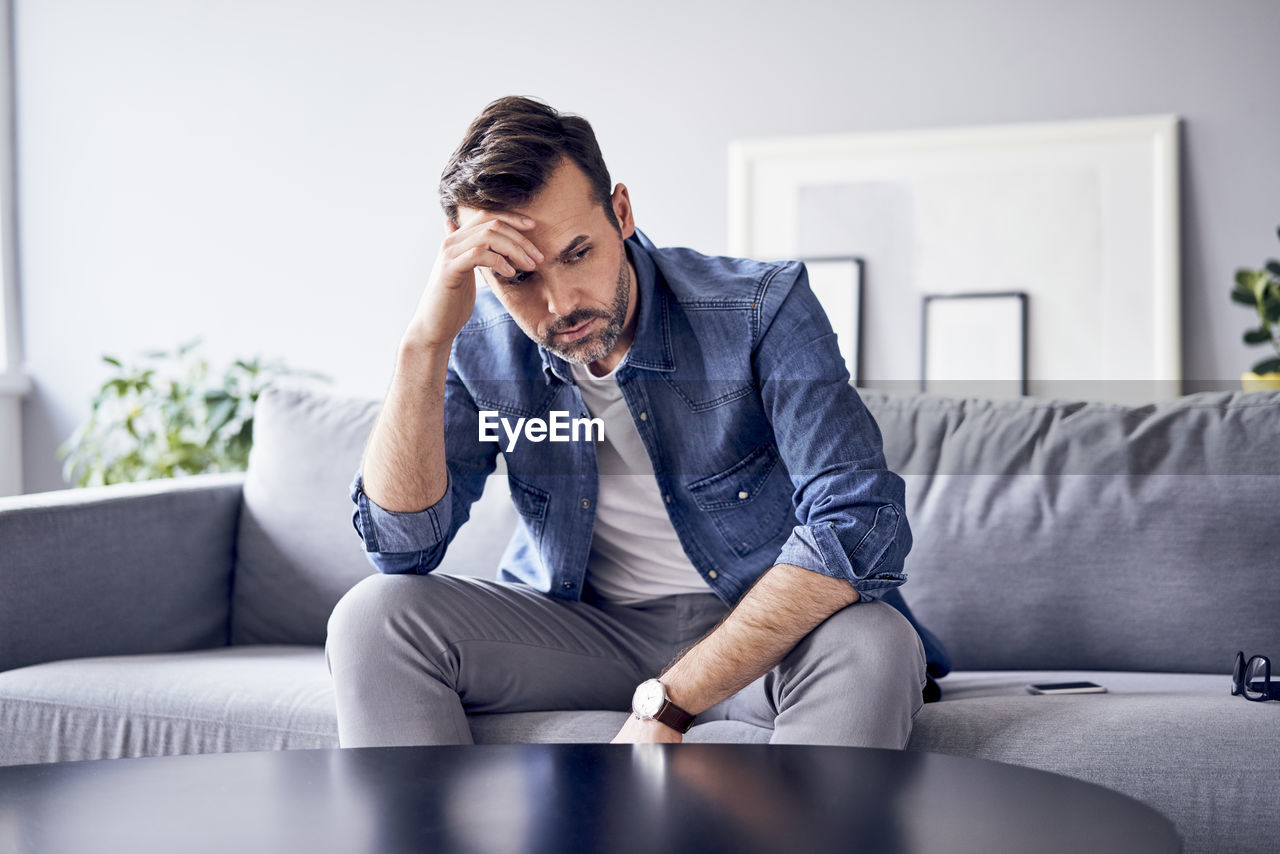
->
[0,474,243,672]
[0,646,765,767]
[231,385,517,645]
[862,389,1280,673]
[910,670,1280,854]
[231,387,384,645]
[0,646,337,766]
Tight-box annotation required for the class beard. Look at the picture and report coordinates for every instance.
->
[539,254,632,366]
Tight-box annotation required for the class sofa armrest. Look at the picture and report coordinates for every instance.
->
[0,473,245,672]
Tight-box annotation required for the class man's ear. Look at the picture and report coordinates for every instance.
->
[446,219,459,234]
[612,184,636,239]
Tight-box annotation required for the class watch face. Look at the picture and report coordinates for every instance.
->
[632,679,665,718]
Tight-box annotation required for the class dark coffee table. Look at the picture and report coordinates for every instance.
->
[0,744,1179,853]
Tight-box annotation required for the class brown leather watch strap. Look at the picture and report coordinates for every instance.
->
[653,698,696,733]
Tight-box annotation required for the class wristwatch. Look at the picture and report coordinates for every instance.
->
[631,678,696,733]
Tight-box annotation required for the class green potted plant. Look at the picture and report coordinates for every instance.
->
[1231,225,1280,392]
[59,338,327,487]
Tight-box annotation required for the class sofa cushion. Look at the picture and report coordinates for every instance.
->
[908,669,1280,854]
[862,389,1280,674]
[231,386,381,645]
[231,385,518,645]
[0,647,338,766]
[0,646,765,766]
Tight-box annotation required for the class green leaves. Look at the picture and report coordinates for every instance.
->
[1233,269,1266,307]
[205,393,238,437]
[58,342,328,487]
[1231,288,1258,307]
[1266,294,1280,325]
[1232,234,1280,373]
[1236,269,1260,290]
[1252,356,1280,375]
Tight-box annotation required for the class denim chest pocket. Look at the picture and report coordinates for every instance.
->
[469,381,561,420]
[687,444,794,557]
[661,375,756,412]
[507,475,550,542]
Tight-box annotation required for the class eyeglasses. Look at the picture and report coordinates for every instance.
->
[1232,652,1277,702]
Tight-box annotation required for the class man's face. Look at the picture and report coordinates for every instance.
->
[456,160,638,373]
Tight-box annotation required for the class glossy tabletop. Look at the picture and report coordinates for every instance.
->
[0,744,1180,853]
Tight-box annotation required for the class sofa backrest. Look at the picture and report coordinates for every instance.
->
[861,389,1280,673]
[234,383,1280,676]
[231,385,515,645]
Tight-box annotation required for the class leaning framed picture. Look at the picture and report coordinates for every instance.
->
[729,115,1181,402]
[799,256,863,384]
[922,292,1028,398]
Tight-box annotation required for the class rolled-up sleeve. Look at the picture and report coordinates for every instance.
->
[348,356,497,575]
[755,262,912,602]
[349,471,454,574]
[774,503,908,603]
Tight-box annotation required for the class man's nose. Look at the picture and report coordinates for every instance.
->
[542,273,579,318]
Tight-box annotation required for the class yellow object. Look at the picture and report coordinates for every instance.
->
[1241,372,1280,392]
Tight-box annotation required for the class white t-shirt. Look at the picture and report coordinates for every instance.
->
[570,357,710,604]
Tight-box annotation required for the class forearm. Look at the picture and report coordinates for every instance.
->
[660,563,859,715]
[359,341,452,512]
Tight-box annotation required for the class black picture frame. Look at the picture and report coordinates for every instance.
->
[920,292,1029,396]
[798,256,865,385]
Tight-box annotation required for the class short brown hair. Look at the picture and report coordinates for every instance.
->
[439,96,618,231]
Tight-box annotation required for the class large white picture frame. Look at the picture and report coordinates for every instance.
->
[729,116,1181,402]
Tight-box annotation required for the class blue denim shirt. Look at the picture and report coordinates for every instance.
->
[350,228,915,610]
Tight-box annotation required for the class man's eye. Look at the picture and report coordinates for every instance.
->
[500,270,533,286]
[566,247,590,264]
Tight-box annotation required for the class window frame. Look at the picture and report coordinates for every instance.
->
[0,0,21,384]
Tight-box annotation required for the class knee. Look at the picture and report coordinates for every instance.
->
[802,600,926,681]
[326,573,426,655]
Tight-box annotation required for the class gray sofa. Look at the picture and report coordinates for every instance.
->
[3,384,1278,853]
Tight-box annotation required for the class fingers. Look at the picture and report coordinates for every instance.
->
[443,213,545,279]
[457,245,526,279]
[443,210,532,234]
[485,211,539,233]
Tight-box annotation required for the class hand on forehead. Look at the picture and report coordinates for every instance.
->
[455,208,600,265]
[455,160,617,253]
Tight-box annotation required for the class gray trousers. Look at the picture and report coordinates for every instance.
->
[325,573,926,749]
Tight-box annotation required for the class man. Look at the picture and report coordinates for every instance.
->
[326,96,947,748]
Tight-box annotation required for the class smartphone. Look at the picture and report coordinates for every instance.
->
[1026,681,1107,695]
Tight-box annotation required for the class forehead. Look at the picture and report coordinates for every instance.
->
[457,160,608,250]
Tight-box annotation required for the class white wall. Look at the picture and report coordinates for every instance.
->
[13,0,1280,493]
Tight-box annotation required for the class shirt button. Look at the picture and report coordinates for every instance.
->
[708,570,719,580]
[639,411,648,421]
[581,499,590,509]
[664,494,672,504]
[737,490,749,500]
[562,581,575,589]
